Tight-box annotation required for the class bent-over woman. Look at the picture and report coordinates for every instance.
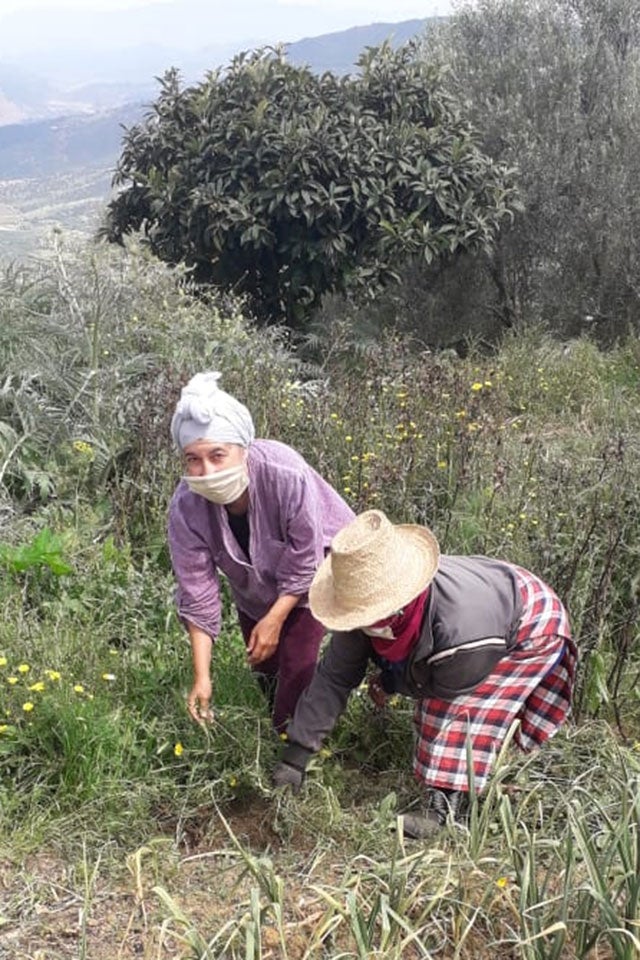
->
[168,371,354,732]
[273,509,576,837]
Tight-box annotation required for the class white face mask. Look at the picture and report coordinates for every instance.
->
[360,609,404,640]
[185,464,249,505]
[361,625,395,639]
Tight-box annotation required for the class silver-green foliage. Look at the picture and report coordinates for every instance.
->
[422,0,640,338]
[0,237,294,533]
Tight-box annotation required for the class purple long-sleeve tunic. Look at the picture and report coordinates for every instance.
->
[168,438,354,639]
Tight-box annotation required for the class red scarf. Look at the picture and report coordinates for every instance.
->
[366,588,429,662]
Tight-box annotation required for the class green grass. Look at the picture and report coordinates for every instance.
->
[1,244,640,956]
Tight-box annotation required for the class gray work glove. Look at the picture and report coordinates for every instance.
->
[271,742,313,794]
[272,761,304,792]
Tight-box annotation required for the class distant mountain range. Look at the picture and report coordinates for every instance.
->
[0,19,436,178]
[0,104,144,179]
[286,19,431,74]
[0,18,434,129]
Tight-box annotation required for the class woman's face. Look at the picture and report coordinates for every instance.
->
[182,440,246,476]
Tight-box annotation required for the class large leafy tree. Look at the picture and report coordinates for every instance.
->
[104,45,518,326]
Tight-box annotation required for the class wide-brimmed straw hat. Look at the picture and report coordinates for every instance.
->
[309,509,440,631]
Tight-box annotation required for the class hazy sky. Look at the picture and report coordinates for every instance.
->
[0,0,453,85]
[0,0,450,16]
[0,0,453,44]
[0,0,162,9]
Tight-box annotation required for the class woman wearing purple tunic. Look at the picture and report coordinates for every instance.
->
[168,371,354,732]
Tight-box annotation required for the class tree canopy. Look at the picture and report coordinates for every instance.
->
[422,0,640,339]
[104,44,518,326]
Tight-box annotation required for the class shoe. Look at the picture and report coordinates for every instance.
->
[400,789,467,839]
[401,808,443,839]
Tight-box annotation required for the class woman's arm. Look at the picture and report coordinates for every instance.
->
[246,592,300,665]
[273,629,371,789]
[186,622,214,724]
[168,492,223,639]
[287,629,371,750]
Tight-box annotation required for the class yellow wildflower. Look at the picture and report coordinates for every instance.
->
[279,732,289,741]
[496,877,508,889]
[173,743,184,757]
[28,681,45,692]
[437,460,448,469]
[0,657,6,667]
[45,670,61,681]
[101,673,116,681]
[17,664,30,674]
[73,440,94,456]
[229,775,238,787]
[22,702,35,712]
[73,684,85,693]
[471,382,483,392]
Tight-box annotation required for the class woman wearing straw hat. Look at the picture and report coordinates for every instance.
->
[168,371,354,733]
[273,509,576,837]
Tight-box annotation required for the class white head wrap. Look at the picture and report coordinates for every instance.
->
[171,371,255,449]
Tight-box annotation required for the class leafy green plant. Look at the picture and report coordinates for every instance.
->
[0,527,72,576]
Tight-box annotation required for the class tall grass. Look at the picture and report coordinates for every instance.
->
[1,242,640,956]
[144,733,640,959]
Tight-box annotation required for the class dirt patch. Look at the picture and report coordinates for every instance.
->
[0,796,335,960]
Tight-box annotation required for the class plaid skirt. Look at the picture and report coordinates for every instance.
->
[413,565,577,793]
